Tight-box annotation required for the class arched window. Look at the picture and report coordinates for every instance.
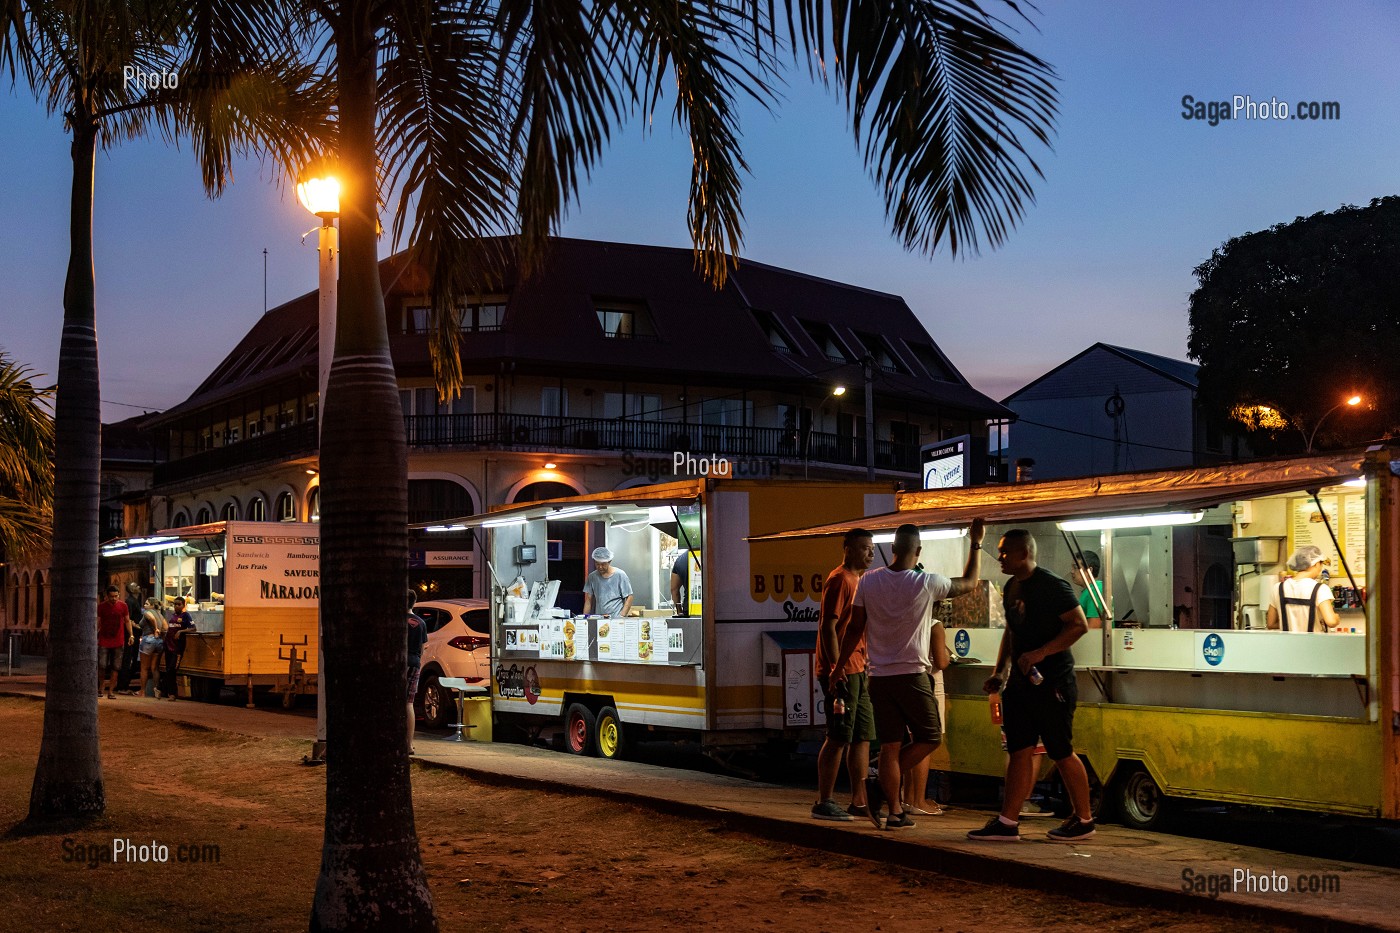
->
[34,572,45,629]
[276,492,296,522]
[511,481,579,504]
[247,496,267,521]
[308,487,321,523]
[196,506,213,525]
[172,509,190,527]
[21,572,31,626]
[221,501,240,521]
[408,479,475,525]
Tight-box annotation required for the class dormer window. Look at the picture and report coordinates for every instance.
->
[595,300,657,339]
[750,309,794,353]
[903,340,956,381]
[853,330,910,373]
[798,319,854,363]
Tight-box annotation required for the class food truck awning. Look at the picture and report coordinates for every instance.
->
[410,479,706,531]
[749,451,1372,541]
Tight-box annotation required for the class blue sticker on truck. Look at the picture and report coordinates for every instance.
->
[1202,633,1225,667]
[954,629,971,658]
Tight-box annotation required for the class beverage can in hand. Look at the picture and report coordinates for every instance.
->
[1028,665,1044,686]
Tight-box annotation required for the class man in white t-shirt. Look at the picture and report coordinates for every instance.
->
[1266,545,1341,633]
[831,520,984,829]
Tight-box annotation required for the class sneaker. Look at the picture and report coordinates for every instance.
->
[967,817,1022,842]
[846,804,870,819]
[862,777,885,829]
[1047,816,1096,843]
[905,804,943,816]
[884,811,916,830]
[811,799,854,821]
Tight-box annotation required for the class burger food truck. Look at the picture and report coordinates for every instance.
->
[755,447,1400,827]
[424,479,893,759]
[100,521,320,704]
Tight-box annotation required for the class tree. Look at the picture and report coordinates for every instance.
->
[1188,197,1400,452]
[300,1,1055,929]
[0,0,325,822]
[0,351,54,562]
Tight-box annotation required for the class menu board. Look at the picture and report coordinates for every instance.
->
[1342,495,1367,578]
[1289,496,1340,565]
[503,626,539,655]
[593,617,666,663]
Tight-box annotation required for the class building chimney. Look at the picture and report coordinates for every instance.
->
[1015,458,1036,483]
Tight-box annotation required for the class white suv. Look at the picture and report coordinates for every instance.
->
[414,598,491,728]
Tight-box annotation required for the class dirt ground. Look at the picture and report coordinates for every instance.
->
[0,697,1280,932]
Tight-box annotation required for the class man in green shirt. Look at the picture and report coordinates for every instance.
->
[1072,550,1106,628]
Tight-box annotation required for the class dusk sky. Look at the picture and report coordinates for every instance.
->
[2,0,1397,422]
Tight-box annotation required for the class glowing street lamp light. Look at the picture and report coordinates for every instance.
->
[298,164,339,765]
[804,385,847,478]
[1305,394,1363,453]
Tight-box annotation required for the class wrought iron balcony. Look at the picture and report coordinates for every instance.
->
[155,414,920,486]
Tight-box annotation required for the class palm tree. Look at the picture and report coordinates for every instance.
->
[301,1,1055,930]
[0,0,325,822]
[0,350,54,562]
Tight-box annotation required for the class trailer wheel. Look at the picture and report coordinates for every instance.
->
[564,703,596,756]
[596,706,626,760]
[1114,766,1171,831]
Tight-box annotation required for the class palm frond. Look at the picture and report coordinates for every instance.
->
[801,0,1056,256]
[0,350,54,560]
[380,0,518,400]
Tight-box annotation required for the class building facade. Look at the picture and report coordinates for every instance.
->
[145,237,1010,599]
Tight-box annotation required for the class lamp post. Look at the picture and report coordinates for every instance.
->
[1304,394,1362,453]
[297,168,339,764]
[803,385,846,478]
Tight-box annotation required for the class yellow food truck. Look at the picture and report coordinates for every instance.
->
[756,447,1400,827]
[100,521,319,704]
[423,479,894,759]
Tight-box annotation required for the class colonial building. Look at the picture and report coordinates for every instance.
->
[145,237,1009,598]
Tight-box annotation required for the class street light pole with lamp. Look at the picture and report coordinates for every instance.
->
[1304,394,1362,453]
[803,385,846,478]
[296,167,340,764]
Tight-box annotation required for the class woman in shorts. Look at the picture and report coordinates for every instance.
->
[136,598,167,697]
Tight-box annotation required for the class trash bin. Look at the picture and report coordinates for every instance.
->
[463,695,493,742]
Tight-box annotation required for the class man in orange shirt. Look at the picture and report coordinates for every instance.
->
[812,528,876,821]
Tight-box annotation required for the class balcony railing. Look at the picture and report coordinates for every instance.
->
[156,414,920,486]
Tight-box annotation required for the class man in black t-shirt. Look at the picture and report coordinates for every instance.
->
[967,529,1096,844]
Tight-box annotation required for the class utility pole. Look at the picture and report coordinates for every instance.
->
[863,356,875,481]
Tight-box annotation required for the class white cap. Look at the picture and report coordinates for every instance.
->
[591,546,613,563]
[1287,545,1325,572]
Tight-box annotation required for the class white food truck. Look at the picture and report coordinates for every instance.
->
[424,479,893,758]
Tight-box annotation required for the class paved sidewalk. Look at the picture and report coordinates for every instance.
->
[3,671,1395,931]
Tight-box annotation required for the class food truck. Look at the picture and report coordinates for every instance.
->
[755,448,1400,827]
[425,479,894,758]
[99,521,320,704]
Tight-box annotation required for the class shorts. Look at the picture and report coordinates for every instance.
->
[99,647,121,674]
[1002,676,1077,761]
[407,661,422,704]
[139,635,164,656]
[820,671,875,744]
[868,672,942,745]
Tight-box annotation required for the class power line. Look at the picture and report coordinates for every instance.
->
[1008,415,1201,456]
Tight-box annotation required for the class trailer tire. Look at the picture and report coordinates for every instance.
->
[1114,766,1172,831]
[596,706,626,760]
[565,703,597,756]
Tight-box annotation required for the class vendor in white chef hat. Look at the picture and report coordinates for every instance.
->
[582,546,634,618]
[1266,545,1342,633]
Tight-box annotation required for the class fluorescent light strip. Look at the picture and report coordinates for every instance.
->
[480,517,529,528]
[550,506,602,519]
[1057,511,1204,532]
[101,540,188,557]
[424,524,469,533]
[1341,477,1367,488]
[871,528,968,544]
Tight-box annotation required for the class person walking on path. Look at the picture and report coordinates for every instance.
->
[968,529,1096,843]
[811,528,876,822]
[135,598,167,697]
[97,585,135,699]
[406,590,427,754]
[118,582,143,691]
[159,597,196,700]
[832,520,984,830]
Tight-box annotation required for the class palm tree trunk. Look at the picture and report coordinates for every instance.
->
[28,121,105,820]
[309,8,436,930]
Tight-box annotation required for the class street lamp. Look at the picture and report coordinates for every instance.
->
[804,385,846,478]
[297,164,339,765]
[1304,394,1362,453]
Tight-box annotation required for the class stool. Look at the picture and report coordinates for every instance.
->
[438,677,488,742]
